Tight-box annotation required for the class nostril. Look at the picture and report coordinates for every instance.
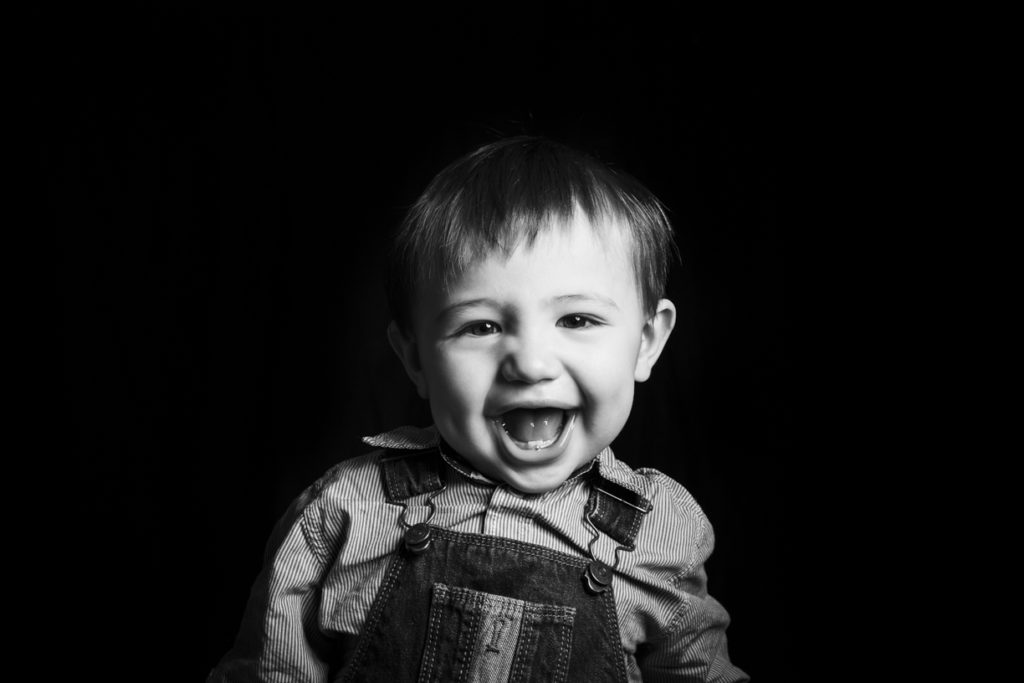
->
[500,353,558,384]
[499,334,561,383]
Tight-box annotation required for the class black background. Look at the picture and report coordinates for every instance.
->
[52,5,787,680]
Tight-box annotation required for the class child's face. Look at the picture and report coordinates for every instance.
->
[390,214,675,494]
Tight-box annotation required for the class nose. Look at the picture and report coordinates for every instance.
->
[500,331,561,384]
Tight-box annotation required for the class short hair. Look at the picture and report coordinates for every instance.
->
[387,136,678,332]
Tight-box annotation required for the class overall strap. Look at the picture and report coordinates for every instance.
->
[379,448,445,503]
[585,477,653,550]
[380,445,654,548]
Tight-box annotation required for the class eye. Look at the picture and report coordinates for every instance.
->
[460,321,502,337]
[558,314,598,329]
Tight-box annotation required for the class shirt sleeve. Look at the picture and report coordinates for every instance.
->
[207,472,350,683]
[636,473,750,683]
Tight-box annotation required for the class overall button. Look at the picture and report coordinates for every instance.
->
[583,560,612,594]
[404,523,432,554]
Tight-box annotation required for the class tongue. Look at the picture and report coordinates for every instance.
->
[502,408,565,444]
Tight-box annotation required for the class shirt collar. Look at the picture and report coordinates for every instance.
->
[363,425,653,505]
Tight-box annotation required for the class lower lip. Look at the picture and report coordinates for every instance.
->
[492,411,577,462]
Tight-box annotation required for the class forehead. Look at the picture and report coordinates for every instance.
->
[426,213,641,306]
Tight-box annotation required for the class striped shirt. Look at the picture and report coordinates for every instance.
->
[209,425,749,682]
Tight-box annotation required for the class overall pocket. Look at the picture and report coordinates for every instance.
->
[418,583,576,683]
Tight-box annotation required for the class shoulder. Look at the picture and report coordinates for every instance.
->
[597,451,712,548]
[259,450,386,566]
[638,467,714,563]
[306,424,441,505]
[259,426,440,569]
[599,452,714,582]
[305,450,387,505]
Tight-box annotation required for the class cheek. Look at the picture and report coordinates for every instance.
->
[586,333,641,376]
[426,349,491,412]
[575,339,640,410]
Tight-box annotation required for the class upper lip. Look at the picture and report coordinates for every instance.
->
[487,401,577,417]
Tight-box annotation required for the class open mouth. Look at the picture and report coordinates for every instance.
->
[496,407,576,451]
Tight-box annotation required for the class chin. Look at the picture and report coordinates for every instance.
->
[499,462,576,495]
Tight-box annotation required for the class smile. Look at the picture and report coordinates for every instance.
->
[494,408,577,451]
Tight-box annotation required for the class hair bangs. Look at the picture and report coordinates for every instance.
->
[388,137,677,332]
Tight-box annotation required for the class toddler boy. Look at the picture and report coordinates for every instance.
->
[210,137,748,682]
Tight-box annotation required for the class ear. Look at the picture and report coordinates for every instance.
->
[387,321,429,399]
[634,299,677,382]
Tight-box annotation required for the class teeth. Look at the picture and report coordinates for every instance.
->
[500,421,558,449]
[498,412,574,450]
[499,421,552,448]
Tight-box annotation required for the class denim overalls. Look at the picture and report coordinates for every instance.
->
[334,445,652,682]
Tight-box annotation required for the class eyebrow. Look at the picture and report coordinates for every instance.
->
[434,293,621,325]
[554,293,620,310]
[435,298,501,324]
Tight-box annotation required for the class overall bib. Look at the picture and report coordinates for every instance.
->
[334,446,652,683]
